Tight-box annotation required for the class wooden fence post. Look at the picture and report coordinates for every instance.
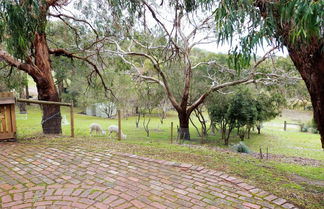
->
[70,101,74,138]
[176,125,179,143]
[171,122,173,144]
[118,110,121,141]
[284,121,287,131]
[259,147,263,159]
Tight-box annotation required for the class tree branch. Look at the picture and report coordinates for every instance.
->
[0,49,34,75]
[187,12,215,41]
[46,0,69,7]
[49,13,99,38]
[141,0,180,50]
[49,48,115,98]
[110,40,181,111]
[252,46,278,70]
[188,46,280,113]
[188,77,254,113]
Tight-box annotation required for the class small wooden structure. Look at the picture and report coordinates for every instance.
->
[0,92,16,141]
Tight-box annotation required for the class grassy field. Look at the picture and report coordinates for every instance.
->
[16,106,324,160]
[15,106,324,208]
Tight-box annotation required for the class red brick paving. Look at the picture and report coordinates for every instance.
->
[0,143,298,209]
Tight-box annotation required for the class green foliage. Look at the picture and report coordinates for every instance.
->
[73,0,141,36]
[255,91,285,123]
[0,64,28,92]
[232,142,251,154]
[302,118,319,134]
[227,89,257,129]
[207,87,284,143]
[189,0,324,69]
[0,0,43,59]
[207,92,232,143]
[207,93,231,125]
[135,82,164,114]
[207,88,258,143]
[300,125,308,133]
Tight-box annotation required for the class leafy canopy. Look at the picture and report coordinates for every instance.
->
[0,0,140,59]
[0,0,43,59]
[185,0,324,69]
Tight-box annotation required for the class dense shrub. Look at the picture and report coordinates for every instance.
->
[207,88,284,145]
[302,118,319,134]
[232,142,251,154]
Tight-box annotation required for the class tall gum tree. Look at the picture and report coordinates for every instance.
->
[0,0,64,134]
[187,0,324,149]
[109,0,288,140]
[0,0,112,134]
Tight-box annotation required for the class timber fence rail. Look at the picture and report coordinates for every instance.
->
[283,121,303,132]
[16,99,74,137]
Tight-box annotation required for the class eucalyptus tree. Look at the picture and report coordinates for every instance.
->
[255,91,284,134]
[0,0,114,134]
[109,0,290,140]
[186,0,324,148]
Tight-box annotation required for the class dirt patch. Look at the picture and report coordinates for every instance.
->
[181,144,324,167]
[250,152,324,167]
[289,174,324,187]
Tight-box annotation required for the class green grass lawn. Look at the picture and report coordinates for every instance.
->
[15,106,324,208]
[16,106,324,160]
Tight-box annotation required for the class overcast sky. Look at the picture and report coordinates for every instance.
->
[58,1,288,57]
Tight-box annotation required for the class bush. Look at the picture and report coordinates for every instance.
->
[302,118,319,134]
[300,124,308,132]
[232,142,251,154]
[309,128,319,134]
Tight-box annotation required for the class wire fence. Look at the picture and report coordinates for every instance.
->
[15,101,74,138]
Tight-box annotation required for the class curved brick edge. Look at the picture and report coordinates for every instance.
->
[113,151,298,209]
[0,144,299,209]
[0,185,136,209]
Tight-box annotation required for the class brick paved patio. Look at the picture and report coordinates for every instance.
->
[0,143,297,209]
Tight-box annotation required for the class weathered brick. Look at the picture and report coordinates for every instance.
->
[2,195,12,203]
[264,195,278,201]
[0,144,296,209]
[109,198,126,207]
[0,184,13,190]
[243,202,261,209]
[282,203,295,209]
[11,203,32,209]
[273,198,286,205]
[34,201,53,206]
[150,202,168,209]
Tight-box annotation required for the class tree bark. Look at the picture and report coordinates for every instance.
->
[288,46,324,149]
[247,127,251,139]
[136,113,140,128]
[254,1,324,149]
[178,111,190,140]
[33,33,62,134]
[257,125,261,134]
